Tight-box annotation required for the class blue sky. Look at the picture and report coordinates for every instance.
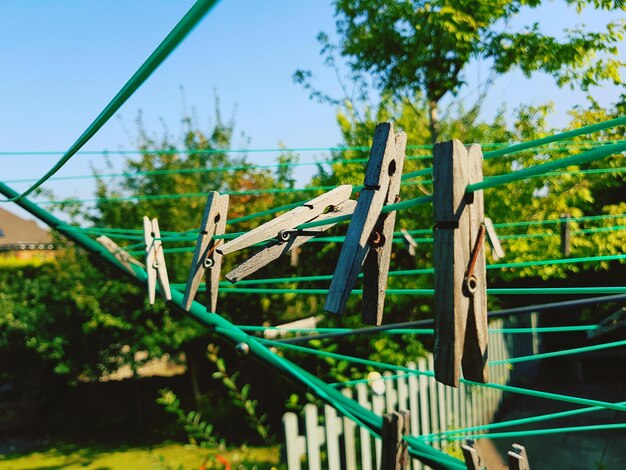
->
[0,1,623,220]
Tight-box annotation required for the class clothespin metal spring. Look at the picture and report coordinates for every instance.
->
[463,223,486,296]
[276,229,322,242]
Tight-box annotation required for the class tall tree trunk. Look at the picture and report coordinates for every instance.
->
[428,99,439,145]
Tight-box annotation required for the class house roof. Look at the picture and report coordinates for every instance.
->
[0,208,53,248]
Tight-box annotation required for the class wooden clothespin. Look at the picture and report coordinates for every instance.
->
[462,440,486,470]
[96,235,144,275]
[508,443,531,470]
[433,140,488,387]
[182,192,229,312]
[325,122,407,326]
[587,307,626,339]
[484,217,505,261]
[262,315,324,339]
[400,229,417,256]
[217,185,355,282]
[143,216,172,305]
[381,410,410,470]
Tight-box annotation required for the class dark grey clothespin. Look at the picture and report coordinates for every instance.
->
[461,440,486,470]
[324,122,407,326]
[400,229,417,256]
[508,443,531,470]
[587,307,626,339]
[143,216,171,305]
[218,185,355,282]
[381,410,410,470]
[182,192,229,312]
[484,217,505,261]
[433,140,488,387]
[96,235,144,275]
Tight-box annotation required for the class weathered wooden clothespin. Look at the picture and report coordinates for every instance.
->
[587,307,626,339]
[560,213,571,257]
[461,440,486,470]
[381,410,410,470]
[96,235,144,275]
[182,192,229,312]
[508,443,531,470]
[262,315,324,339]
[400,229,417,256]
[325,122,407,326]
[433,140,488,387]
[484,217,505,261]
[143,216,172,305]
[217,185,355,282]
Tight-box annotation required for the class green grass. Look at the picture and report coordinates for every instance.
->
[0,442,282,469]
[0,257,50,268]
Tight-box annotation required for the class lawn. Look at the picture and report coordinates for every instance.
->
[0,442,282,469]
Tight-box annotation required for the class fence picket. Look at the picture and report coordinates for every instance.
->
[283,412,305,470]
[372,393,385,468]
[342,388,358,470]
[324,404,343,470]
[282,327,531,469]
[356,383,373,470]
[304,404,324,470]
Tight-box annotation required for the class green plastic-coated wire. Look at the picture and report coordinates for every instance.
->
[468,141,626,193]
[3,139,622,158]
[261,338,626,413]
[7,156,625,186]
[215,286,626,296]
[482,116,626,159]
[6,0,221,202]
[420,400,626,440]
[61,211,626,241]
[177,253,626,288]
[236,325,595,336]
[426,423,626,441]
[2,140,620,157]
[492,340,626,365]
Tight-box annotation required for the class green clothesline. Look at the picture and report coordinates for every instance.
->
[214,286,626,296]
[297,140,626,231]
[260,338,626,414]
[23,115,626,242]
[167,252,626,290]
[31,164,626,207]
[1,138,621,157]
[423,423,626,441]
[59,211,626,244]
[236,325,596,336]
[105,219,626,250]
[491,339,626,365]
[7,147,624,187]
[468,141,626,193]
[420,400,626,441]
[173,253,625,288]
[482,116,626,159]
[3,154,428,185]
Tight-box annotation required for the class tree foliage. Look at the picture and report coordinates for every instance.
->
[297,0,625,141]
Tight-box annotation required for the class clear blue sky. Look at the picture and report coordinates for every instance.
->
[0,1,622,219]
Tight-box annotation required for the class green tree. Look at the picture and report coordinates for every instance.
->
[0,104,308,441]
[297,0,625,142]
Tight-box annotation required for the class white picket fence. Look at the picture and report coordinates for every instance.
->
[282,318,529,469]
